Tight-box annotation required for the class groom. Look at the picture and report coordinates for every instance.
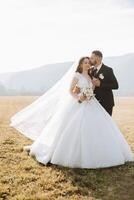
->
[74,50,119,116]
[89,50,119,116]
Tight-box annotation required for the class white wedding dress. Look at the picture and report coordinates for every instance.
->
[10,71,134,168]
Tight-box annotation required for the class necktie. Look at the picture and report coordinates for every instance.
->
[93,68,98,77]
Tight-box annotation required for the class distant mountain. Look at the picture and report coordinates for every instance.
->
[0,53,133,96]
[104,53,134,96]
[0,62,73,95]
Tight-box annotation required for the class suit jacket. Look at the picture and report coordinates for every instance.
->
[89,63,119,108]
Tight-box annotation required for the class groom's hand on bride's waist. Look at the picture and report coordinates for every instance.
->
[92,78,101,87]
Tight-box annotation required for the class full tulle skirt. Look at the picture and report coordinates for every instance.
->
[22,97,134,168]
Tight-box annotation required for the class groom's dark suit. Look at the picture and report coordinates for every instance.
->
[90,63,119,116]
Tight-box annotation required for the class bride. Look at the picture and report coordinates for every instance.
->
[10,56,134,168]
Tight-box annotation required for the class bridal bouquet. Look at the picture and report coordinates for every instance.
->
[78,86,94,103]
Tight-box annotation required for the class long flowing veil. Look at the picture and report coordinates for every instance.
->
[10,58,80,140]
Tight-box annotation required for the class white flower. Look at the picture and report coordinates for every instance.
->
[99,73,104,79]
[80,86,94,101]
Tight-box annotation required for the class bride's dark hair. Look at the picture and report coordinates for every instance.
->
[75,57,91,75]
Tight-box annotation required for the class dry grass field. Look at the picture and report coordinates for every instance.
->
[0,96,134,200]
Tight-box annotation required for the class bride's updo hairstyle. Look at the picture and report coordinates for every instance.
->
[75,57,91,73]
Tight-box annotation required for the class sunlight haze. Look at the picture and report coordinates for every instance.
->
[0,0,134,73]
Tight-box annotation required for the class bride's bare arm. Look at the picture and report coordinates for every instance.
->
[69,77,80,100]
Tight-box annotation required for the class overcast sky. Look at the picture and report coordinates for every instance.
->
[0,0,134,73]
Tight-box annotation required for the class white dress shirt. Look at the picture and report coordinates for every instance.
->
[94,62,103,73]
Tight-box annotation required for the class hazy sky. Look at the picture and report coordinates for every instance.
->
[0,0,134,73]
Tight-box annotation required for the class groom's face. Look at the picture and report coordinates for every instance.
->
[90,53,97,66]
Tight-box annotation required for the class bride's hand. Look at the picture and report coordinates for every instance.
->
[79,94,87,102]
[73,86,80,94]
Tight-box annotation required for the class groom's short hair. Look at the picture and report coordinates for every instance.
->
[92,50,103,58]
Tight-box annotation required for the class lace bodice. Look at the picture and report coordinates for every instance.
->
[74,72,93,88]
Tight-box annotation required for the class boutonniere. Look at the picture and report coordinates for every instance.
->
[99,73,104,79]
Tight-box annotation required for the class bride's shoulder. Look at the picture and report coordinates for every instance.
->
[73,71,81,79]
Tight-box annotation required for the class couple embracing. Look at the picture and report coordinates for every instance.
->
[73,50,118,116]
[10,50,134,169]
